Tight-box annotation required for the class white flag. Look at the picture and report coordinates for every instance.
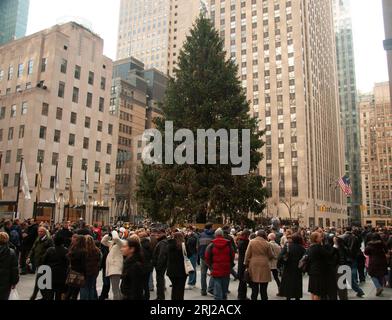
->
[122,200,127,217]
[21,162,31,200]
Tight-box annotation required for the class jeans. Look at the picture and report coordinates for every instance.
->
[251,282,269,301]
[188,254,197,286]
[351,260,364,295]
[110,275,122,300]
[200,259,214,294]
[80,275,98,300]
[213,277,230,300]
[156,269,166,300]
[371,276,383,289]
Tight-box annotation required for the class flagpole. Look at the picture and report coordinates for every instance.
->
[36,159,42,206]
[15,156,24,217]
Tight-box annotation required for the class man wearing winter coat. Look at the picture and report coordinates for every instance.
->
[152,229,168,300]
[0,232,19,300]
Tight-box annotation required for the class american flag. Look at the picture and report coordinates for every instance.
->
[338,176,352,196]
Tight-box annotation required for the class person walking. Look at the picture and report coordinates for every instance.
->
[42,234,68,300]
[244,230,274,301]
[185,227,198,289]
[307,232,327,300]
[205,229,235,300]
[152,228,168,300]
[98,232,110,300]
[0,232,19,300]
[365,233,388,296]
[237,229,250,300]
[80,235,101,300]
[334,236,350,300]
[198,223,215,296]
[65,235,87,300]
[120,239,144,300]
[278,233,306,300]
[139,231,153,300]
[101,230,125,300]
[167,232,188,300]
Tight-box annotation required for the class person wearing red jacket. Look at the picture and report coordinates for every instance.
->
[205,229,235,300]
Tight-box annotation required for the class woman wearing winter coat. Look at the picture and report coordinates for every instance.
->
[120,239,144,300]
[0,232,19,300]
[307,232,327,300]
[80,235,101,300]
[101,230,126,300]
[167,232,188,300]
[139,232,153,300]
[244,230,274,300]
[278,233,306,300]
[365,233,388,296]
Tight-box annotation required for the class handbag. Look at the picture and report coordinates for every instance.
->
[66,269,86,288]
[182,243,195,275]
[243,269,251,284]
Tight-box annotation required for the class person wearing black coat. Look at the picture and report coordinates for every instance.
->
[120,239,144,300]
[0,232,19,300]
[56,222,74,248]
[20,220,38,274]
[387,235,392,288]
[152,230,168,300]
[167,233,187,300]
[278,233,306,300]
[307,232,327,300]
[42,235,69,300]
[321,235,339,300]
[98,239,111,300]
[237,230,250,300]
[140,235,153,300]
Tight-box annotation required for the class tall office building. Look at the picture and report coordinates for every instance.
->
[0,22,118,222]
[208,0,347,227]
[383,0,392,97]
[0,0,30,45]
[333,0,361,223]
[359,82,392,227]
[117,0,203,75]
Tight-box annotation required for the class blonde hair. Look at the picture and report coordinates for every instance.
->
[0,232,9,245]
[129,234,141,243]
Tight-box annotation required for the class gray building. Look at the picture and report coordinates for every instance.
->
[333,0,362,224]
[0,0,30,45]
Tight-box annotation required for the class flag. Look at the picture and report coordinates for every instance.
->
[0,153,3,200]
[36,161,42,204]
[68,166,74,206]
[338,176,352,196]
[83,168,89,205]
[21,161,31,200]
[122,200,127,218]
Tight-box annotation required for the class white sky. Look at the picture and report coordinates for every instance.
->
[27,0,388,92]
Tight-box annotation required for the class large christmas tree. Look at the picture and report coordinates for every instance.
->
[137,15,268,225]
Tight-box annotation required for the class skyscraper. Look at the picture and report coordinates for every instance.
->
[0,0,30,45]
[383,0,392,97]
[333,0,362,223]
[208,0,347,227]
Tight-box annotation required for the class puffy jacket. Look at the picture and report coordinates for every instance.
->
[205,236,234,278]
[101,231,126,277]
[0,245,19,300]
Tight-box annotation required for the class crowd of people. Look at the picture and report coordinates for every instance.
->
[0,217,391,301]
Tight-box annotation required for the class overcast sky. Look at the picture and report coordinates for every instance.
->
[27,0,388,92]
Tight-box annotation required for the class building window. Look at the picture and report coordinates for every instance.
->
[60,59,67,73]
[82,159,88,170]
[88,71,94,85]
[96,141,101,152]
[99,97,105,112]
[0,129,2,141]
[67,156,74,168]
[72,87,79,103]
[3,174,9,187]
[74,65,81,79]
[52,153,59,166]
[18,63,24,77]
[107,144,112,155]
[28,60,34,75]
[97,121,103,132]
[21,102,28,115]
[54,130,61,143]
[0,107,5,119]
[41,58,47,72]
[86,92,93,108]
[8,128,13,140]
[83,137,89,149]
[108,124,113,135]
[100,77,106,90]
[58,82,65,98]
[70,112,77,124]
[19,125,25,139]
[37,150,45,162]
[8,66,13,80]
[69,134,76,146]
[95,161,100,173]
[42,103,49,116]
[105,163,111,175]
[39,126,47,139]
[56,107,63,120]
[16,149,22,162]
[10,105,16,117]
[85,117,91,128]
[5,150,11,163]
[14,173,20,187]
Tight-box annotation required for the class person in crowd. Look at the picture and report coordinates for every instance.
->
[152,228,168,300]
[244,230,273,301]
[98,231,111,300]
[41,234,68,300]
[28,227,54,300]
[322,234,339,300]
[354,229,366,283]
[205,229,234,300]
[198,222,215,296]
[101,230,125,300]
[280,228,292,248]
[139,231,153,300]
[185,226,198,290]
[278,232,306,300]
[307,232,327,300]
[167,232,188,300]
[65,235,87,300]
[387,234,392,288]
[223,225,239,281]
[334,236,350,300]
[120,239,144,300]
[0,232,19,300]
[237,229,250,300]
[268,233,282,295]
[80,235,101,300]
[341,227,365,297]
[56,221,73,248]
[92,224,102,242]
[365,233,388,296]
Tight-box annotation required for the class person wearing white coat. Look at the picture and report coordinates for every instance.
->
[101,230,126,300]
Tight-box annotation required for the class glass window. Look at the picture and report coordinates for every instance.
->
[54,130,61,143]
[21,102,28,115]
[42,103,49,116]
[74,65,81,79]
[88,71,94,85]
[60,59,67,73]
[28,60,34,75]
[86,92,93,108]
[58,82,65,98]
[72,87,79,103]
[68,134,75,146]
